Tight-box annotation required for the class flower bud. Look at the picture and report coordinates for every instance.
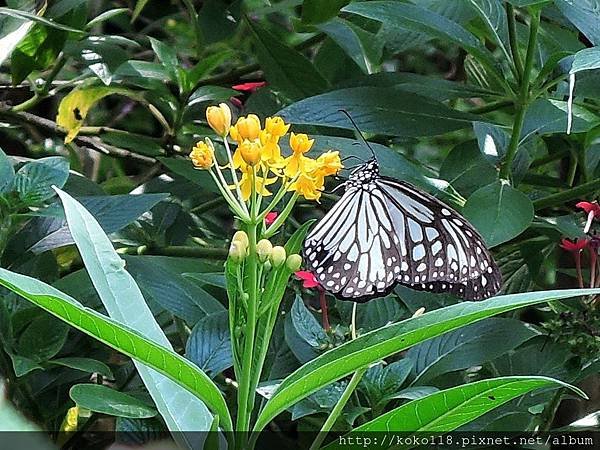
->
[232,230,249,249]
[256,239,273,263]
[189,140,214,169]
[285,253,302,272]
[206,103,231,137]
[239,140,262,167]
[228,240,246,263]
[270,246,287,268]
[232,114,261,141]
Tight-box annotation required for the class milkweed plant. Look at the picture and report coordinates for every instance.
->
[190,103,343,435]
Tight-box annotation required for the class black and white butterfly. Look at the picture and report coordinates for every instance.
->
[303,159,502,302]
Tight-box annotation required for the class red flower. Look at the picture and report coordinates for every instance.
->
[560,238,590,252]
[265,211,278,227]
[576,201,600,233]
[230,96,243,108]
[295,270,321,289]
[232,81,266,92]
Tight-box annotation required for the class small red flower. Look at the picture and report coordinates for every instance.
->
[295,270,321,289]
[576,201,600,233]
[265,211,278,227]
[560,238,590,252]
[230,96,243,108]
[232,81,266,92]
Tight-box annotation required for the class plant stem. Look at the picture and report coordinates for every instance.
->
[309,367,368,450]
[467,99,512,115]
[533,178,600,211]
[506,3,524,82]
[500,9,541,180]
[237,221,259,440]
[11,53,67,112]
[117,245,228,258]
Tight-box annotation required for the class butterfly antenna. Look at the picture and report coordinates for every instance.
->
[338,109,377,160]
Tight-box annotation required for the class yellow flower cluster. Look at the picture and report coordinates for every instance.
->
[190,103,343,202]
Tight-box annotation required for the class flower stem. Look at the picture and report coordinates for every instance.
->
[223,138,250,217]
[309,367,367,450]
[500,9,541,180]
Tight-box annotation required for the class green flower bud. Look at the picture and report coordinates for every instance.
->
[285,253,302,272]
[270,246,287,267]
[256,239,273,263]
[228,240,246,263]
[232,230,249,252]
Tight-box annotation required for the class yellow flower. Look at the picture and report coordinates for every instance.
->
[230,114,261,142]
[315,151,343,177]
[265,116,290,137]
[288,171,324,201]
[239,140,262,166]
[260,130,286,170]
[206,103,231,136]
[189,140,214,169]
[284,154,317,178]
[237,166,277,201]
[289,132,314,154]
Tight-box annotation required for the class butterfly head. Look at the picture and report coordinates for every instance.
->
[348,159,379,186]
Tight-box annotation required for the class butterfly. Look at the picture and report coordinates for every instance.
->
[303,158,502,302]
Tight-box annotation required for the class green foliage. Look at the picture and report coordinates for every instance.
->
[2,0,600,447]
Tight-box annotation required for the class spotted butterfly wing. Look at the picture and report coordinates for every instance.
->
[303,160,501,302]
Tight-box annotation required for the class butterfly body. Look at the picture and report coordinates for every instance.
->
[303,159,501,302]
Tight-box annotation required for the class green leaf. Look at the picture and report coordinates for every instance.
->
[149,37,180,84]
[0,380,44,433]
[86,8,129,29]
[158,157,220,194]
[247,19,328,100]
[279,87,476,137]
[360,359,413,408]
[70,384,157,419]
[301,0,349,24]
[0,148,15,193]
[53,188,232,439]
[15,157,69,204]
[467,0,510,61]
[343,1,498,70]
[49,357,114,378]
[29,194,168,253]
[17,313,69,362]
[0,5,34,67]
[440,140,499,197]
[521,99,600,141]
[407,318,538,384]
[0,7,86,34]
[186,311,232,378]
[570,46,600,74]
[253,287,600,432]
[132,0,151,22]
[555,0,600,46]
[64,36,130,85]
[324,376,585,448]
[0,268,233,434]
[463,180,534,247]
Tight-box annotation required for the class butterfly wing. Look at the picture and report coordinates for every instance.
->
[303,178,501,301]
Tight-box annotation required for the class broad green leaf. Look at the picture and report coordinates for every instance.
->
[15,157,69,204]
[467,0,510,61]
[463,180,534,247]
[343,1,498,70]
[440,140,498,197]
[0,5,34,66]
[124,256,224,323]
[317,18,380,74]
[158,157,220,194]
[17,313,69,362]
[253,287,600,432]
[186,311,232,378]
[56,86,138,143]
[149,37,180,84]
[54,189,231,442]
[555,0,600,46]
[0,268,233,433]
[0,7,85,34]
[64,36,130,85]
[301,0,349,24]
[247,19,328,100]
[324,376,585,448]
[29,193,168,253]
[360,359,413,408]
[0,148,15,193]
[520,100,600,142]
[407,318,538,384]
[279,87,476,137]
[70,384,157,419]
[49,357,114,378]
[570,46,600,74]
